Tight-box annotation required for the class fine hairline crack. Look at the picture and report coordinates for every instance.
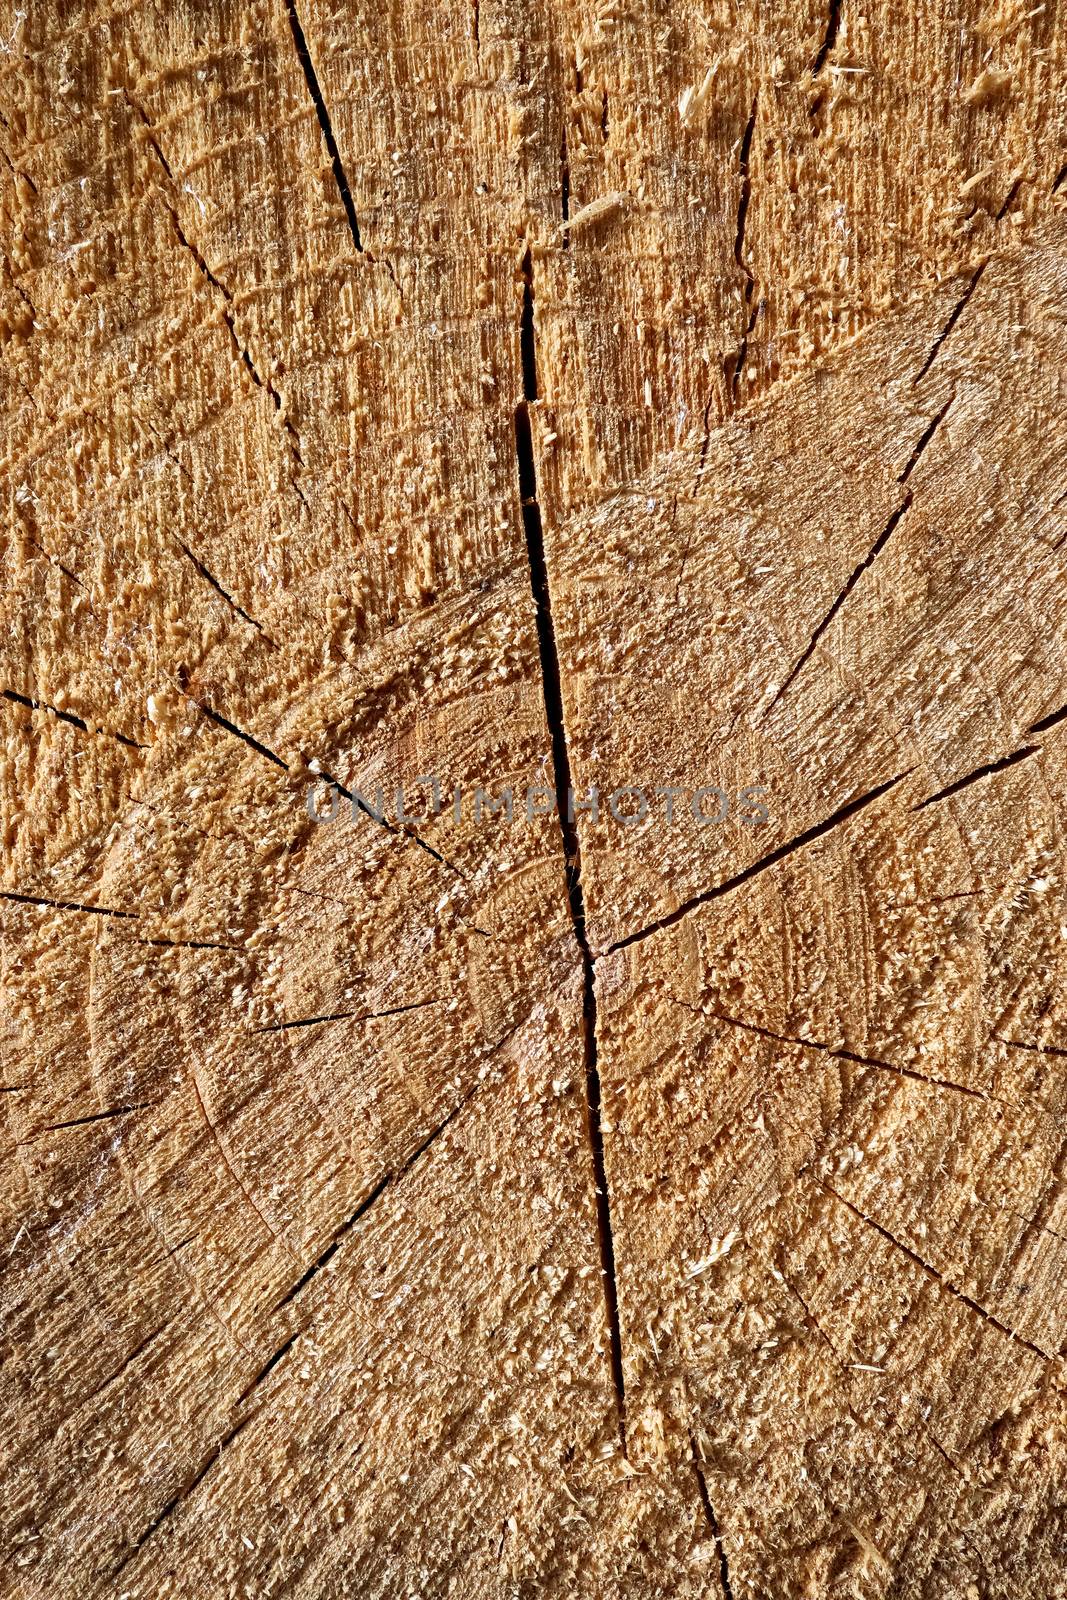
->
[284,0,401,296]
[818,1180,1052,1361]
[109,1411,259,1578]
[285,0,362,255]
[690,1434,736,1600]
[126,89,309,496]
[602,768,911,957]
[3,686,145,749]
[130,1062,506,1573]
[513,244,628,1452]
[763,394,954,721]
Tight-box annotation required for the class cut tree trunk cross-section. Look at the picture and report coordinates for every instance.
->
[2,2,1067,1598]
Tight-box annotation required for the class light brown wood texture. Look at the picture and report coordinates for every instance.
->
[2,0,1067,1596]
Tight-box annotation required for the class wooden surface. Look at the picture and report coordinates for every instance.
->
[2,0,1067,1595]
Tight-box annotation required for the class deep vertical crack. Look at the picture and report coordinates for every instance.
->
[559,126,571,246]
[513,247,627,1450]
[811,0,842,75]
[728,96,759,403]
[519,249,538,402]
[733,99,758,291]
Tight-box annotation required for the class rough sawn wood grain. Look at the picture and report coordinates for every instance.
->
[1,1,1066,1597]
